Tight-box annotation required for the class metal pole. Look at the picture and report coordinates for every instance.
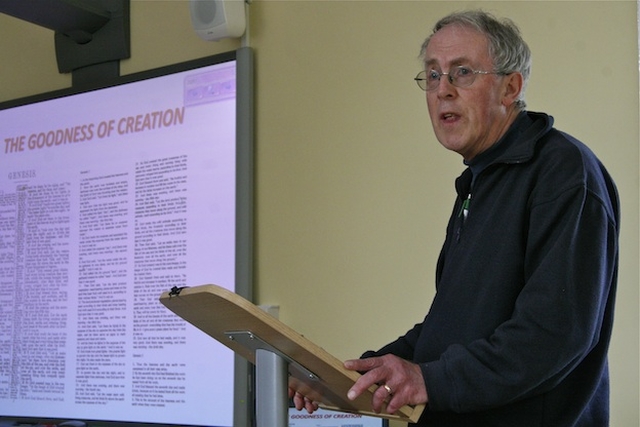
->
[255,348,288,427]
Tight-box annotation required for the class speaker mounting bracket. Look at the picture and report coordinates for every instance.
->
[0,0,130,85]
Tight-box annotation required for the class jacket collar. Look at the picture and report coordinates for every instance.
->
[466,111,554,173]
[488,110,554,165]
[456,111,554,197]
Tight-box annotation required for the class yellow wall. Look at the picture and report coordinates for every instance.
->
[0,1,637,426]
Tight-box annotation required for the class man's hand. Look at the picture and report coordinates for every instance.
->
[344,354,428,414]
[288,387,319,414]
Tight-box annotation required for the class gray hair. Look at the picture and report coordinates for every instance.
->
[420,10,531,110]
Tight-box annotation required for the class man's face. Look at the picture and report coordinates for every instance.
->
[424,25,516,161]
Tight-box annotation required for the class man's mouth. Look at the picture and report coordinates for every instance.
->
[441,112,460,122]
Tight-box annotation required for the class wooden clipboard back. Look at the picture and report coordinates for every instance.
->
[159,284,424,423]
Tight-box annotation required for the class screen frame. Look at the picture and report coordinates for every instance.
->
[0,47,254,427]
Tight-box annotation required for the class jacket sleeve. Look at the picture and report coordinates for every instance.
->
[361,321,425,360]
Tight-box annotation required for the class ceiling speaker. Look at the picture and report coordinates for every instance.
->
[190,0,246,41]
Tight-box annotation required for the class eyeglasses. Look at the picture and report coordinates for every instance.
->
[414,66,507,91]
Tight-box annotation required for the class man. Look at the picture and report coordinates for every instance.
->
[292,10,619,426]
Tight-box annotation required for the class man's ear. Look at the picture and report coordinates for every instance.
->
[502,72,524,107]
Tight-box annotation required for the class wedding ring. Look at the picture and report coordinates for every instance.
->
[382,384,393,395]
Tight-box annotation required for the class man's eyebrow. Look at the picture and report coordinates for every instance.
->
[424,57,472,68]
[424,59,437,68]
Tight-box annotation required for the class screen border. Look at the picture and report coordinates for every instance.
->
[0,47,254,427]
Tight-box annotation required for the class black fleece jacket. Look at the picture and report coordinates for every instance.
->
[366,111,620,426]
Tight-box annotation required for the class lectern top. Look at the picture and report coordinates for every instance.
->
[160,284,425,423]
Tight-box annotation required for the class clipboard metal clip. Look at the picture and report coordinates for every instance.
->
[168,286,188,297]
